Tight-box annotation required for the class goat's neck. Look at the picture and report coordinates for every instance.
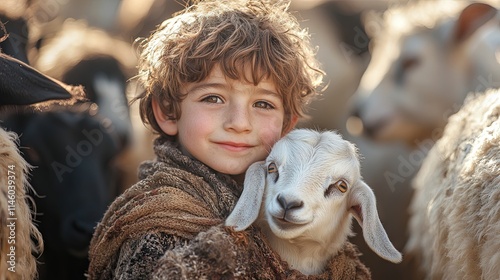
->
[260,220,352,275]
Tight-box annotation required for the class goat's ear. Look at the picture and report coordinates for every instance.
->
[349,181,402,263]
[453,3,497,43]
[225,161,266,231]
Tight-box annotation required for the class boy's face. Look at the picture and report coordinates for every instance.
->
[154,65,294,176]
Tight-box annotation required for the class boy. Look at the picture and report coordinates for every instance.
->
[88,0,370,278]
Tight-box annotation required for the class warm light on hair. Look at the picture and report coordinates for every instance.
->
[134,0,325,136]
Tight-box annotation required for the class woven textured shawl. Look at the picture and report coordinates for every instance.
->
[153,225,371,279]
[88,137,242,279]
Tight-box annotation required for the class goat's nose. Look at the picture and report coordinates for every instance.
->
[277,194,304,211]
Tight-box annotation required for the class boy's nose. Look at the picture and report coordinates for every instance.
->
[224,105,252,132]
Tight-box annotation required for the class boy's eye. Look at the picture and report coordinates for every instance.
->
[201,95,223,104]
[253,101,275,109]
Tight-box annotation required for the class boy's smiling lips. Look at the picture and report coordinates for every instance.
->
[214,141,255,152]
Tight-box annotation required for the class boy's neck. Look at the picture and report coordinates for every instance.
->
[230,173,245,185]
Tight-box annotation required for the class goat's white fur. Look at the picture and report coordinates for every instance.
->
[226,129,402,275]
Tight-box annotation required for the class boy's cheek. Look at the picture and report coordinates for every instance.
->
[260,124,284,149]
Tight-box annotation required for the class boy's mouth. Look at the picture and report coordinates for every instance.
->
[215,141,254,152]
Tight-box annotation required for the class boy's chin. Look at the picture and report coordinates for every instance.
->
[210,164,246,184]
[209,161,251,176]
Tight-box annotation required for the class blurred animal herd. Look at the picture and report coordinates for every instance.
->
[0,0,498,279]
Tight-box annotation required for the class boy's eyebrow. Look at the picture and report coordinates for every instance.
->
[187,82,280,97]
[186,82,226,94]
[258,88,281,98]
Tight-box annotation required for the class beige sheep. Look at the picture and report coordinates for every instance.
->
[406,88,500,279]
[352,1,499,146]
[0,129,43,280]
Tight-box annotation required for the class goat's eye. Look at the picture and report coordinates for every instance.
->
[267,162,277,173]
[325,179,349,197]
[335,180,348,193]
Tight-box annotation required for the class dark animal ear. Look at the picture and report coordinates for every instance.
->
[0,53,85,107]
[453,3,497,43]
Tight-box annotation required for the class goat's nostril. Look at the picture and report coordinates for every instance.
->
[277,194,286,209]
[287,200,304,210]
[277,194,303,211]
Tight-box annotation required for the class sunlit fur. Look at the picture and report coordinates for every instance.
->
[0,129,43,280]
[407,89,500,280]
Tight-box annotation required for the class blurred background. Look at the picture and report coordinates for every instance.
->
[1,0,498,279]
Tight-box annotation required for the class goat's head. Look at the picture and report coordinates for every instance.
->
[226,129,402,264]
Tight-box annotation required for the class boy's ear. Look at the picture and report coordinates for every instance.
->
[152,99,178,136]
[283,115,299,135]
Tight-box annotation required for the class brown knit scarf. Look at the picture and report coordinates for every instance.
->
[153,225,371,279]
[88,137,242,279]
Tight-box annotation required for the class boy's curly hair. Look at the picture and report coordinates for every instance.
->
[135,0,325,135]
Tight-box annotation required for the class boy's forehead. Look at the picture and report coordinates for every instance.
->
[184,64,279,95]
[214,63,273,84]
[206,65,226,80]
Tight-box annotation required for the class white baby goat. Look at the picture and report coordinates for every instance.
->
[226,129,402,275]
